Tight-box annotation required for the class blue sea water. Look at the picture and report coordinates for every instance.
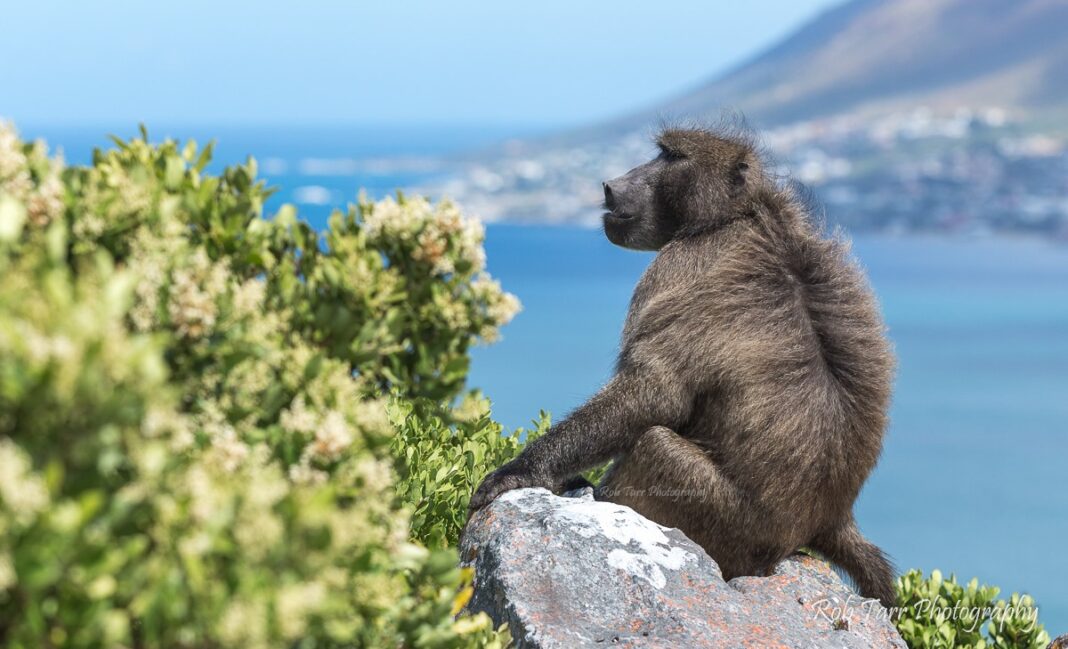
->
[25,124,1068,635]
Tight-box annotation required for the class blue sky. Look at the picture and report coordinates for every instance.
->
[2,1,840,127]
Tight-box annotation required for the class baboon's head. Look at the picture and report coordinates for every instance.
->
[602,128,763,250]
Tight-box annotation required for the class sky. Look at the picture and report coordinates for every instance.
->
[2,1,841,128]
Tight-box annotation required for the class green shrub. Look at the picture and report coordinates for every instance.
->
[0,121,514,648]
[390,396,548,549]
[894,569,1050,649]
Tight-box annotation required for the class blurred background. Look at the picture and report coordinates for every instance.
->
[4,0,1066,632]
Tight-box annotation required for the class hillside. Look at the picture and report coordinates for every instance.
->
[609,0,1068,131]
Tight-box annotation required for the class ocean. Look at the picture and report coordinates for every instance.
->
[27,124,1068,635]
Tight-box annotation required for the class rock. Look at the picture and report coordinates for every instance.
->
[461,487,906,649]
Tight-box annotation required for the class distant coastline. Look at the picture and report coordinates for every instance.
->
[422,107,1068,241]
[20,117,1068,241]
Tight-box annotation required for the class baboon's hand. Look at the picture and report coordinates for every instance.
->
[468,462,552,518]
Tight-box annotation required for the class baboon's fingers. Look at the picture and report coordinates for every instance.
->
[467,463,551,518]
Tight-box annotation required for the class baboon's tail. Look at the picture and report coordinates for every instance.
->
[810,518,896,609]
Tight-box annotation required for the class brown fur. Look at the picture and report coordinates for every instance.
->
[469,125,897,607]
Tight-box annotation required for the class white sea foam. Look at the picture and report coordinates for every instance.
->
[292,185,333,205]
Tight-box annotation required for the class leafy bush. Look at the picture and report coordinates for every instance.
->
[894,569,1050,649]
[0,121,517,648]
[390,396,548,549]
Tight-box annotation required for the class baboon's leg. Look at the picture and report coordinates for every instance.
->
[597,426,756,578]
[809,518,896,609]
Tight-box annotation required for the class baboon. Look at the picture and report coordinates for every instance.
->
[468,125,897,607]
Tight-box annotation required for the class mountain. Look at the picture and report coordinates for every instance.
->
[429,0,1068,237]
[598,0,1068,133]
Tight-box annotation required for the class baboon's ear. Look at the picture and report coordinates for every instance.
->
[730,161,750,190]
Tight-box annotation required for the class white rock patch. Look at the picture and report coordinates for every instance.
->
[605,547,693,589]
[502,489,698,589]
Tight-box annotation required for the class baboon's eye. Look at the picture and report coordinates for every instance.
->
[658,147,685,162]
[731,161,750,187]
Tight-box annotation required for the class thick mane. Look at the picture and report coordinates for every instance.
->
[750,185,892,396]
[740,185,894,497]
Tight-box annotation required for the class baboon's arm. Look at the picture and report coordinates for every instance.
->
[468,365,692,513]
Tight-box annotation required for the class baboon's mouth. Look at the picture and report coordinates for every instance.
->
[603,208,635,221]
[602,193,633,221]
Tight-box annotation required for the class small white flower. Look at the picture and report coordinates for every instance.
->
[209,426,250,472]
[276,582,326,639]
[26,172,64,227]
[167,251,225,339]
[0,551,15,591]
[355,458,391,487]
[288,460,328,486]
[353,399,390,435]
[280,396,317,435]
[490,290,522,325]
[218,599,268,647]
[362,196,406,239]
[470,273,522,325]
[233,278,266,315]
[185,465,223,522]
[0,439,49,523]
[413,227,453,275]
[0,121,28,181]
[308,410,352,461]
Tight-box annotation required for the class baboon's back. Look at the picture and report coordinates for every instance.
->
[684,211,894,523]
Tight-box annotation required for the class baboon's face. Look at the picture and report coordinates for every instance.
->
[602,154,673,250]
[602,129,756,251]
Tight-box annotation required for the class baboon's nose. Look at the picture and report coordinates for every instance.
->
[603,182,616,208]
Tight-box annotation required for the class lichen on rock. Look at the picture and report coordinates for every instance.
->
[462,487,906,648]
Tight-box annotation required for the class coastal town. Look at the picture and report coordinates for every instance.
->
[427,107,1068,240]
